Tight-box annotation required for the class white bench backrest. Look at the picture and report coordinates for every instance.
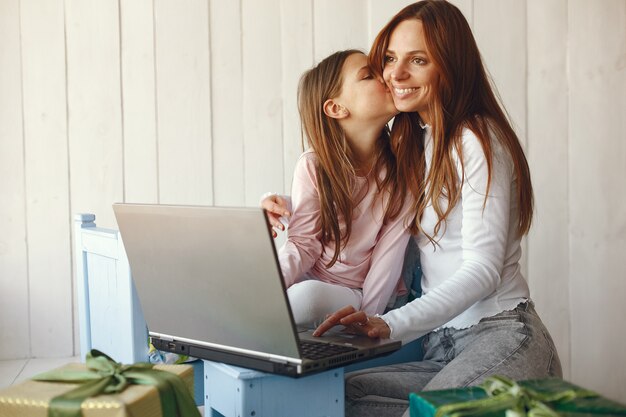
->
[74,213,148,364]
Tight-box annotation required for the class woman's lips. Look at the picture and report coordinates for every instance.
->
[393,86,418,97]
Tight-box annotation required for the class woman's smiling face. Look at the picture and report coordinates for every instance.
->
[383,19,439,123]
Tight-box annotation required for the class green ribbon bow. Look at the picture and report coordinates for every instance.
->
[32,349,201,417]
[435,376,598,417]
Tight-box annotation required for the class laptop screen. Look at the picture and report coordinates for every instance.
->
[113,204,301,359]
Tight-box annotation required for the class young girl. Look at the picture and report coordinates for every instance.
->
[268,2,561,416]
[279,49,414,327]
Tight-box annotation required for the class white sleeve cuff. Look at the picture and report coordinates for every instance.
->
[259,191,278,206]
[375,313,397,341]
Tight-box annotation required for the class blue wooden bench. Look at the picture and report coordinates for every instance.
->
[75,213,423,416]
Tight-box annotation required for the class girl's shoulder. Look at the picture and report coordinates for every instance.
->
[298,149,317,162]
[292,150,320,180]
[294,149,319,170]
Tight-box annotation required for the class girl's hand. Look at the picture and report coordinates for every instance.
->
[261,194,291,238]
[312,305,391,339]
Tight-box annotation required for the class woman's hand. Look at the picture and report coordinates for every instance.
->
[312,305,391,339]
[261,194,291,238]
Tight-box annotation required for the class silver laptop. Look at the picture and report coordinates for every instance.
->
[113,203,400,377]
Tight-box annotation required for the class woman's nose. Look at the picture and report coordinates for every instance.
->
[390,62,409,81]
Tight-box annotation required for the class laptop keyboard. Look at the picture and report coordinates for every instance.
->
[299,340,358,360]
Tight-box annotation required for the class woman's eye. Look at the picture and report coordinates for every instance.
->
[384,55,395,64]
[363,73,373,80]
[412,57,426,65]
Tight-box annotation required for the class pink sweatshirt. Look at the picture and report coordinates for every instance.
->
[278,151,412,315]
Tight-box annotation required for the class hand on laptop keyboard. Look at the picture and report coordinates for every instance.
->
[312,305,391,339]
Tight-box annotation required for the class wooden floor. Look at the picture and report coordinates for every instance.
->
[0,356,205,415]
[0,356,80,389]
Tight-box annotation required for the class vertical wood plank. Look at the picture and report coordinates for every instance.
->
[65,0,124,229]
[314,0,369,62]
[154,0,212,205]
[568,0,626,401]
[65,0,124,357]
[473,0,526,144]
[0,0,30,360]
[241,0,284,206]
[20,0,73,357]
[280,0,313,192]
[368,0,416,46]
[120,0,158,204]
[210,0,245,206]
[526,0,570,379]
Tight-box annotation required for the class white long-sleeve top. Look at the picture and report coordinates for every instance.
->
[382,125,529,344]
[278,150,412,315]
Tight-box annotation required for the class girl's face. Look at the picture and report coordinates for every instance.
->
[383,19,439,123]
[334,53,398,124]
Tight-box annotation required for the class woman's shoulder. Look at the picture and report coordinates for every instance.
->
[454,125,485,162]
[460,117,508,151]
[458,120,513,174]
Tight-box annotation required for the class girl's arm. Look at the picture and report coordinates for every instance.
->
[360,202,413,315]
[278,154,323,287]
[383,130,515,344]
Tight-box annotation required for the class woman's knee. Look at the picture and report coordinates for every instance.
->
[345,373,367,402]
[345,374,408,417]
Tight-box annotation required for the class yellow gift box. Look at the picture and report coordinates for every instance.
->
[0,362,194,417]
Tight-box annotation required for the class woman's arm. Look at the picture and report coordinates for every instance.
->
[382,130,515,343]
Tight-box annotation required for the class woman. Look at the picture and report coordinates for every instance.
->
[277,49,414,327]
[266,2,562,416]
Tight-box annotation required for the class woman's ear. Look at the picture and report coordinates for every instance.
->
[323,99,349,119]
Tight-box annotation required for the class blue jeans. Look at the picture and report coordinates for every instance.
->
[344,301,562,417]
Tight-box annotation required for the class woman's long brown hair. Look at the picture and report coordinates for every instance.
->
[298,50,404,267]
[369,0,533,240]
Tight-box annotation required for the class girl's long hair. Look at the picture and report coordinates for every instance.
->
[369,0,533,240]
[298,50,404,267]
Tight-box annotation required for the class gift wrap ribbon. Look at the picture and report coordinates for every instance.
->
[434,376,598,417]
[32,349,200,417]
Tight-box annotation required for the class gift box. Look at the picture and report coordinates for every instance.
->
[410,377,626,417]
[0,354,198,417]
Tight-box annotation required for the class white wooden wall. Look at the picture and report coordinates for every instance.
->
[0,0,624,401]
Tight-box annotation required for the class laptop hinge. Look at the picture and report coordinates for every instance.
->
[151,332,173,342]
[268,353,302,366]
[268,355,289,364]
